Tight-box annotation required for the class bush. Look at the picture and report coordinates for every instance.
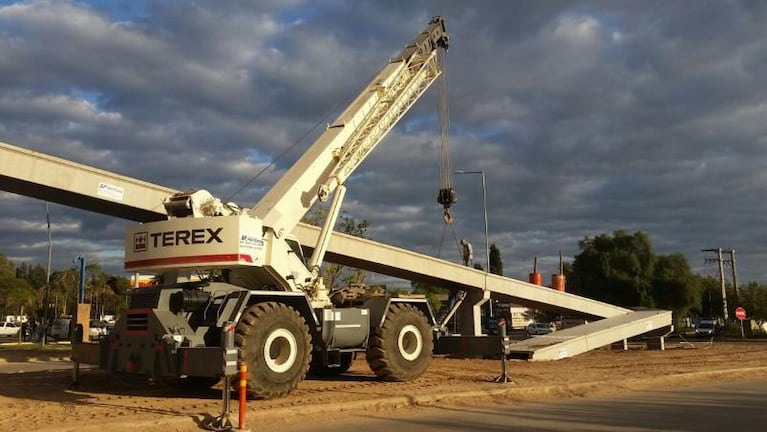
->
[720,321,744,338]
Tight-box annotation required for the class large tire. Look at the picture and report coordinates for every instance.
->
[235,302,311,399]
[366,303,433,381]
[308,352,354,377]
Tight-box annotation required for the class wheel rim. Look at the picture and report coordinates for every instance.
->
[263,328,298,373]
[397,324,423,361]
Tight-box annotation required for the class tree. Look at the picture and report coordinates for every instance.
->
[86,262,111,318]
[3,279,35,317]
[571,230,655,307]
[652,254,701,328]
[333,215,370,287]
[302,205,370,289]
[0,255,39,317]
[49,268,78,317]
[489,243,503,276]
[697,275,723,318]
[15,262,48,290]
[738,282,767,321]
[0,254,14,279]
[410,281,448,313]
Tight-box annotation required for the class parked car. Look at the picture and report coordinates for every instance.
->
[695,320,717,337]
[89,320,109,340]
[47,318,71,341]
[526,322,556,336]
[0,322,20,338]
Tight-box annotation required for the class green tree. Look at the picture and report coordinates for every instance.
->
[3,279,35,317]
[0,254,14,279]
[652,254,701,328]
[738,282,767,321]
[410,281,448,313]
[697,275,723,318]
[0,255,39,317]
[571,230,655,307]
[302,205,370,289]
[86,262,111,318]
[489,243,503,276]
[49,267,78,317]
[0,254,15,313]
[333,215,370,287]
[15,262,48,290]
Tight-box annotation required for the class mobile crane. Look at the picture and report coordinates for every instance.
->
[72,17,450,399]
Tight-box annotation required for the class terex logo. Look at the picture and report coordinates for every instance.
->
[133,232,148,252]
[148,227,224,248]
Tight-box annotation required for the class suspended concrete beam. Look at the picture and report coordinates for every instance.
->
[1,141,174,222]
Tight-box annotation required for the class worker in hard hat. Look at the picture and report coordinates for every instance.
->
[460,239,473,267]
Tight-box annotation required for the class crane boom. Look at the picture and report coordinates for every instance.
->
[250,16,448,238]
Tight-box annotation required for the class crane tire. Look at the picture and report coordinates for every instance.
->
[308,352,354,377]
[234,302,311,399]
[366,303,432,381]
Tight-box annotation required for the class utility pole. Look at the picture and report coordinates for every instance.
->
[730,249,739,309]
[702,248,736,321]
[42,203,52,346]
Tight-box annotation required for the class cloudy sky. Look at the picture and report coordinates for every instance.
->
[1,0,766,287]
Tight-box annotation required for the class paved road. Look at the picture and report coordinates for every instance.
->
[275,377,767,432]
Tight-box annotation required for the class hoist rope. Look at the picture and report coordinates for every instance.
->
[438,48,452,191]
[436,218,464,263]
[436,47,457,224]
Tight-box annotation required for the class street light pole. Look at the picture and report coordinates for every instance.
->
[455,170,490,273]
[456,170,491,320]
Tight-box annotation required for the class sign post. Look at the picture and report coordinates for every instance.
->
[735,307,746,339]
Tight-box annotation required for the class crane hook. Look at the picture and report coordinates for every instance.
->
[443,208,454,224]
[438,187,457,224]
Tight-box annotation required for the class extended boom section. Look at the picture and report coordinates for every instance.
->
[250,17,449,238]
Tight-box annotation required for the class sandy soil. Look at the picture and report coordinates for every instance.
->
[1,340,766,432]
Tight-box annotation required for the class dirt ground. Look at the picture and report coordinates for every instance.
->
[1,340,766,432]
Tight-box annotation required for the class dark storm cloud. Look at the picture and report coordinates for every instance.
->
[1,0,767,285]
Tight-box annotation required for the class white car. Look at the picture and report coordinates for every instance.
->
[526,322,556,336]
[0,322,20,337]
[89,320,109,339]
